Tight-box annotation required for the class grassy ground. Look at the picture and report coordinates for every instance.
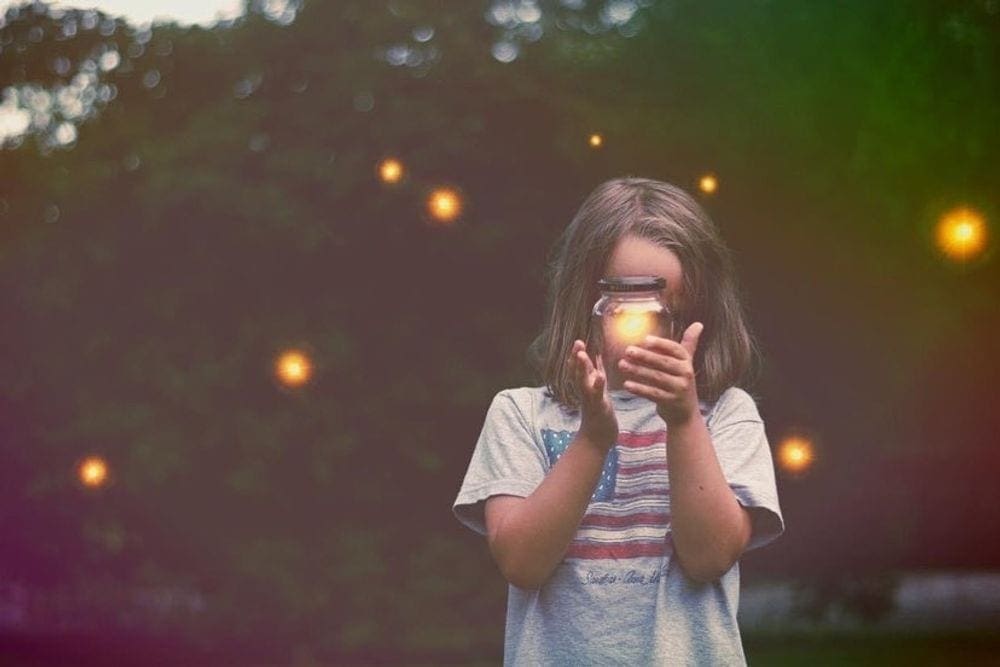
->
[745,633,1000,666]
[3,632,998,665]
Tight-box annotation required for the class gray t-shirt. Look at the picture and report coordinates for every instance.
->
[452,385,784,666]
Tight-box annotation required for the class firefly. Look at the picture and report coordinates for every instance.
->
[777,435,815,476]
[935,206,989,263]
[275,349,313,388]
[78,455,110,489]
[427,187,463,225]
[377,157,404,185]
[614,311,654,344]
[589,133,604,148]
[698,173,718,195]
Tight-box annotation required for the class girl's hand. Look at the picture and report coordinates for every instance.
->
[569,339,618,451]
[618,322,705,427]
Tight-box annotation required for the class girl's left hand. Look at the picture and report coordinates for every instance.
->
[618,322,705,426]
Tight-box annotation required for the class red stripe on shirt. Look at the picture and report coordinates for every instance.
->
[565,540,671,560]
[617,430,667,448]
[579,512,670,528]
[617,462,667,475]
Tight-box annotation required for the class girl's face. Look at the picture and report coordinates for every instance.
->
[598,234,685,389]
[603,234,684,312]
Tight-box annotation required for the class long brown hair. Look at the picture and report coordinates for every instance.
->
[529,177,761,407]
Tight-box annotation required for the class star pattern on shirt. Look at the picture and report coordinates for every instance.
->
[541,429,618,502]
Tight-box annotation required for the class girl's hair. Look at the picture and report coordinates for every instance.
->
[529,176,761,408]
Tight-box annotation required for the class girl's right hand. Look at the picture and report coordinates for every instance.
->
[570,340,618,452]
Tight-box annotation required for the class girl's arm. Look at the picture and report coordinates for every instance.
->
[619,322,752,583]
[486,340,618,590]
[485,432,608,590]
[661,411,752,583]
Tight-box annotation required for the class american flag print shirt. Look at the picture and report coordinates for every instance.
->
[541,428,673,561]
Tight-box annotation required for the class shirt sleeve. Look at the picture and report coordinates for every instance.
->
[452,390,548,537]
[707,387,785,552]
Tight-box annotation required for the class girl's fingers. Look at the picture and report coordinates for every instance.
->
[592,363,605,395]
[569,341,612,407]
[623,346,686,374]
[623,380,672,403]
[618,359,683,392]
[577,348,597,378]
[566,340,583,372]
[679,322,704,358]
[574,351,590,391]
[571,346,602,401]
[568,341,589,377]
[595,353,607,377]
[594,354,608,391]
[640,335,689,361]
[568,347,586,388]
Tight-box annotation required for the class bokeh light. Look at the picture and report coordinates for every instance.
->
[426,187,463,225]
[77,455,110,489]
[492,41,519,63]
[275,349,313,388]
[589,133,604,148]
[698,173,719,195]
[777,434,816,476]
[935,206,989,263]
[377,157,405,184]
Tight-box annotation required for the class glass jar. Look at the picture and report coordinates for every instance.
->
[590,276,674,389]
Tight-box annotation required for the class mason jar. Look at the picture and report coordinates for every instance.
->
[590,276,674,389]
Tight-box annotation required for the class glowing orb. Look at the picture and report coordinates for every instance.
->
[935,206,989,262]
[589,133,604,148]
[614,311,654,344]
[699,174,718,195]
[275,349,313,387]
[377,158,404,184]
[78,456,109,488]
[777,435,815,475]
[427,187,463,225]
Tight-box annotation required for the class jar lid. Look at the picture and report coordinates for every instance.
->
[597,276,666,292]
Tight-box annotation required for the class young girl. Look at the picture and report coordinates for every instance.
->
[452,177,784,665]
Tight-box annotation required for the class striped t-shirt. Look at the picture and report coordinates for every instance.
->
[452,385,784,666]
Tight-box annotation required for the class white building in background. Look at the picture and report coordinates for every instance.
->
[739,571,1000,634]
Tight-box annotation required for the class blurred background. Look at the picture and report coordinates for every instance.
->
[1,0,998,664]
